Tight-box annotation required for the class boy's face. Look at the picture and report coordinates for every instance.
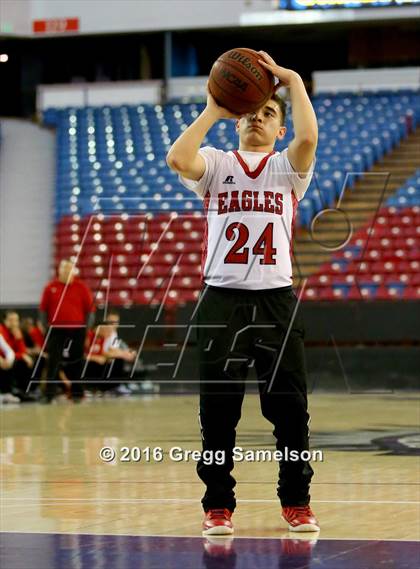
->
[236,98,286,148]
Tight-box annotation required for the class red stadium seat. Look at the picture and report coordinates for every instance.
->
[301,288,318,300]
[402,286,420,299]
[375,285,404,299]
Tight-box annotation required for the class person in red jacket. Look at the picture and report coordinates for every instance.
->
[21,317,45,354]
[39,258,96,402]
[84,326,109,393]
[21,317,47,388]
[0,327,18,402]
[0,311,36,400]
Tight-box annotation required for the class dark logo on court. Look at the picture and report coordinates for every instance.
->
[311,430,420,457]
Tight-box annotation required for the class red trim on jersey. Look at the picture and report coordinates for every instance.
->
[85,329,105,356]
[233,150,276,179]
[289,192,299,277]
[201,191,211,283]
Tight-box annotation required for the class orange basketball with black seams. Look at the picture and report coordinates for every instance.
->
[208,47,275,115]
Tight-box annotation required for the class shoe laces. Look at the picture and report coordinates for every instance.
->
[208,508,230,519]
[287,505,312,516]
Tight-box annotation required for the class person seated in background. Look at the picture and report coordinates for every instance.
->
[84,311,143,395]
[102,309,156,395]
[21,317,45,357]
[0,329,19,403]
[21,317,47,387]
[84,315,136,394]
[84,325,109,393]
[102,309,136,369]
[0,311,37,402]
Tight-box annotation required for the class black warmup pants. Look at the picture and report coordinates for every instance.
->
[0,368,14,394]
[0,360,41,394]
[84,358,126,391]
[45,328,86,398]
[12,360,34,393]
[196,284,314,512]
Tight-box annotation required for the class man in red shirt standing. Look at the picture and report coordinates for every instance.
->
[39,258,95,402]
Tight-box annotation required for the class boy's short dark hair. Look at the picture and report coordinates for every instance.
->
[271,93,287,126]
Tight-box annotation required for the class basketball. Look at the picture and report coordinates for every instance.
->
[208,47,275,115]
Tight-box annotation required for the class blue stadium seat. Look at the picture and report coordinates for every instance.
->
[43,89,420,226]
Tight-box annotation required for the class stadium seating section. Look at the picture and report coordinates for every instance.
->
[44,90,420,304]
[305,203,420,300]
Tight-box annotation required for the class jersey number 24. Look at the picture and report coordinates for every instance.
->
[224,222,277,265]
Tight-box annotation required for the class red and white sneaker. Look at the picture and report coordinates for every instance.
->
[202,508,234,535]
[281,505,320,532]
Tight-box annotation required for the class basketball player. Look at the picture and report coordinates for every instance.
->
[166,51,319,534]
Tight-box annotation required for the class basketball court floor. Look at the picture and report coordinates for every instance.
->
[1,392,419,568]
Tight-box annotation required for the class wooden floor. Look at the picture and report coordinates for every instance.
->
[1,392,419,544]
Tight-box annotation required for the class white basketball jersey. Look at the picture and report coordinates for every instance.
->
[180,147,314,290]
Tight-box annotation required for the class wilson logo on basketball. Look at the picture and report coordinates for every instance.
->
[228,51,263,82]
